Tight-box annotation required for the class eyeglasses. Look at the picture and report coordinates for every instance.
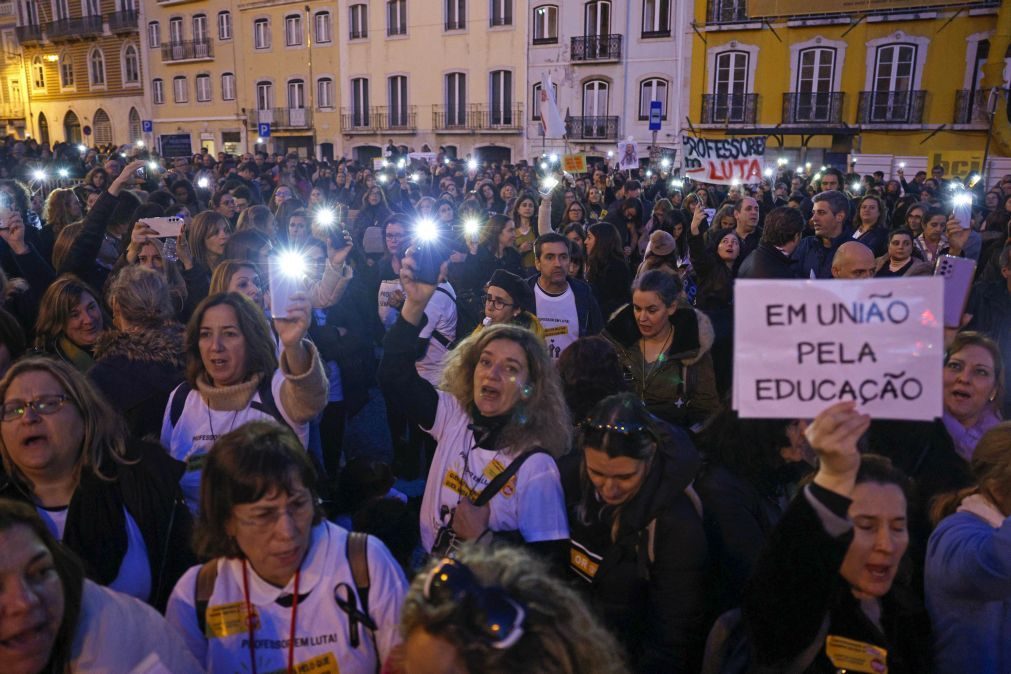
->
[1,395,71,422]
[423,558,527,649]
[232,491,315,531]
[482,294,514,310]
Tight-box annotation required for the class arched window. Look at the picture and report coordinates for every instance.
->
[128,107,141,141]
[88,48,106,87]
[221,72,236,100]
[489,69,512,125]
[38,112,49,146]
[217,11,232,40]
[122,44,140,85]
[532,5,557,43]
[59,51,74,88]
[32,56,44,89]
[64,110,81,144]
[638,78,667,120]
[93,109,112,146]
[316,77,334,109]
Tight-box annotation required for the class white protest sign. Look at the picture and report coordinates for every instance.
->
[681,135,765,185]
[733,278,943,420]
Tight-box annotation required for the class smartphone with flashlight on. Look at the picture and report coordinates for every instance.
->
[952,192,973,230]
[313,205,350,250]
[538,175,559,197]
[268,251,306,319]
[412,239,449,285]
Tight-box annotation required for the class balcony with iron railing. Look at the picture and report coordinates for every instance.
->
[161,39,214,63]
[109,9,139,33]
[0,3,15,17]
[251,107,313,130]
[570,34,622,62]
[46,15,103,40]
[782,92,845,125]
[857,90,926,125]
[341,106,417,133]
[954,89,989,126]
[707,0,748,23]
[565,115,620,140]
[432,104,524,132]
[14,24,42,44]
[701,93,759,124]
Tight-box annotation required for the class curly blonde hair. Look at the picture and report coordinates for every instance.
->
[439,323,571,457]
[401,545,629,674]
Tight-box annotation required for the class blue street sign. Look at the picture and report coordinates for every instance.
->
[648,101,662,131]
[141,120,153,133]
[258,123,271,138]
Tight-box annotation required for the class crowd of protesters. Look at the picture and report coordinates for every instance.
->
[0,131,1009,673]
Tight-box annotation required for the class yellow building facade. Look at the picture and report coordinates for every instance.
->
[13,0,144,146]
[0,2,28,138]
[143,0,244,157]
[689,0,1011,179]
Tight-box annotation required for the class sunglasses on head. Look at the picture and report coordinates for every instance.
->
[423,558,527,649]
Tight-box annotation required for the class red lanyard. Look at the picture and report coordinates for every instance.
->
[242,561,301,674]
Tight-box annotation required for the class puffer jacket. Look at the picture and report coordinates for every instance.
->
[88,323,186,440]
[603,304,721,429]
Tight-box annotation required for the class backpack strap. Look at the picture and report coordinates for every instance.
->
[430,330,454,349]
[194,559,219,637]
[169,382,193,428]
[250,375,294,433]
[346,531,371,622]
[472,449,548,507]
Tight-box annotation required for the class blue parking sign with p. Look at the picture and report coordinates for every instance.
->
[258,123,271,138]
[649,101,662,131]
[141,120,153,133]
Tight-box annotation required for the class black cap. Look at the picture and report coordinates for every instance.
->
[486,269,533,312]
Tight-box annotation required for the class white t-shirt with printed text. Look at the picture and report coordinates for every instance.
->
[165,521,407,674]
[419,390,569,552]
[160,369,309,513]
[533,282,579,360]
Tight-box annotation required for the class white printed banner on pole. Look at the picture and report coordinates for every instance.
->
[733,278,943,420]
[681,135,766,185]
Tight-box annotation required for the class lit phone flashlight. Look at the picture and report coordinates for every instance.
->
[463,218,481,243]
[539,176,558,196]
[197,177,210,189]
[269,250,307,319]
[953,192,973,230]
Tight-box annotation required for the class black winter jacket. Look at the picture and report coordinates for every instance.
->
[737,242,798,279]
[744,484,933,673]
[559,423,708,672]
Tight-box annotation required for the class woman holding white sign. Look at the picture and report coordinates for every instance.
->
[603,270,720,431]
[743,401,933,673]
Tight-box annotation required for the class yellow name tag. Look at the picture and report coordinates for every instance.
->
[570,548,600,579]
[544,325,569,337]
[443,470,477,500]
[204,601,259,639]
[825,635,888,674]
[265,652,340,674]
